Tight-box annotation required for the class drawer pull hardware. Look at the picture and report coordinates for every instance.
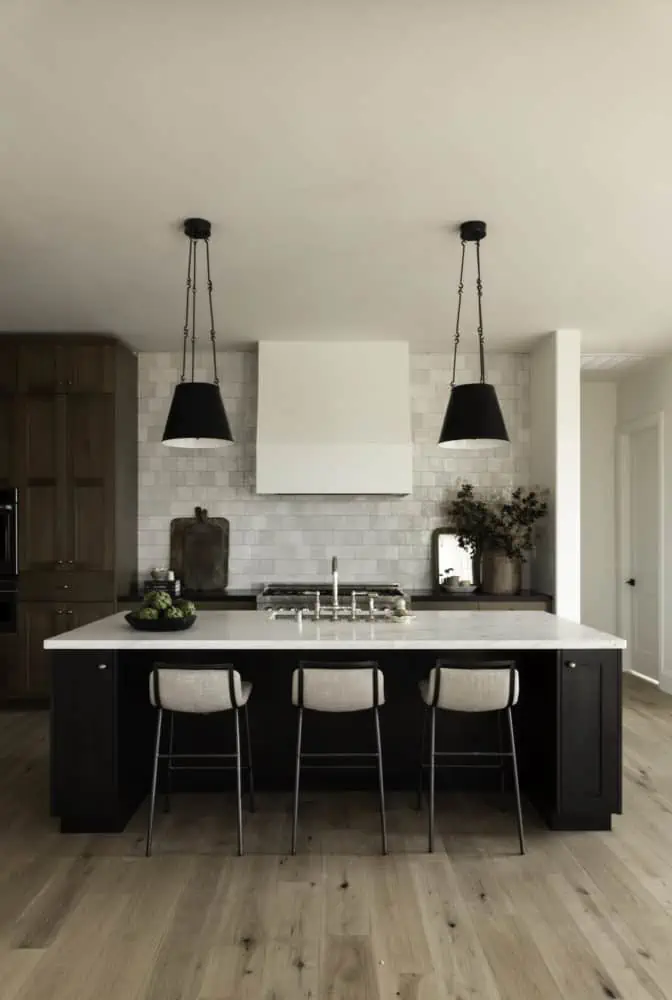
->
[566,660,577,669]
[98,663,107,670]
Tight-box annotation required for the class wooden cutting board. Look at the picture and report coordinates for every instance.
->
[170,507,229,592]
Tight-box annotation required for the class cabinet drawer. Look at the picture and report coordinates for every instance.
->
[20,571,115,602]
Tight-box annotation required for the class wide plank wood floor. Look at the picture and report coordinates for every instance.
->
[1,673,671,999]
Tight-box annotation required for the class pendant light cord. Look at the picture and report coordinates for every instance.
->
[205,239,220,386]
[450,240,467,388]
[179,229,219,386]
[180,239,193,383]
[191,239,197,382]
[475,239,486,383]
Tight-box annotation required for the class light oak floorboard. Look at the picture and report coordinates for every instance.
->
[0,673,671,1000]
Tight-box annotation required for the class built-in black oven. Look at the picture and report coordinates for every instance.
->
[0,580,17,634]
[0,488,18,579]
[0,488,18,634]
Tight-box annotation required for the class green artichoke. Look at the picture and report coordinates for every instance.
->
[144,590,173,611]
[175,599,196,616]
[164,606,184,619]
[135,606,159,620]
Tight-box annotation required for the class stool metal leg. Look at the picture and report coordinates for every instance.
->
[232,708,244,856]
[497,712,506,796]
[416,707,428,810]
[164,711,175,814]
[507,707,526,855]
[243,702,256,813]
[145,708,164,857]
[291,707,304,855]
[373,706,388,855]
[233,709,244,856]
[428,706,436,853]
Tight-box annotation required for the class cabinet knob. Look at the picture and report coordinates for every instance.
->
[566,660,577,669]
[98,663,107,671]
[55,609,64,615]
[56,560,64,566]
[67,560,74,566]
[66,609,73,615]
[59,584,70,590]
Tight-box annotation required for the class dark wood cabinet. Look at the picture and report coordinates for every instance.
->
[1,335,138,701]
[557,649,622,824]
[16,601,115,698]
[66,394,115,572]
[18,341,115,394]
[18,394,64,572]
[16,603,65,698]
[0,395,17,488]
[18,343,62,392]
[0,344,17,393]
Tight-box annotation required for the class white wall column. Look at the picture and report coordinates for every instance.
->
[530,330,582,620]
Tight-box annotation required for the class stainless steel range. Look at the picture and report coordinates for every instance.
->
[258,556,409,622]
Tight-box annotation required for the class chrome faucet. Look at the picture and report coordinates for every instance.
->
[331,555,339,620]
[302,590,321,620]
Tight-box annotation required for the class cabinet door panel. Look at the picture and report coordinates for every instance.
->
[559,650,622,817]
[18,344,63,392]
[64,344,115,393]
[0,395,17,487]
[17,602,66,698]
[70,603,115,629]
[66,395,114,572]
[18,395,65,571]
[0,344,18,392]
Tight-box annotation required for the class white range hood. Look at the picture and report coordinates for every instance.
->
[256,341,413,495]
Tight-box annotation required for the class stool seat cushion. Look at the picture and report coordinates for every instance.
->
[292,666,385,712]
[420,666,518,713]
[150,668,251,713]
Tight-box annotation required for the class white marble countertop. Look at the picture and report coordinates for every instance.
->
[44,610,626,651]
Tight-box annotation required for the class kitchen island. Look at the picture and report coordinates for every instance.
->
[45,610,625,834]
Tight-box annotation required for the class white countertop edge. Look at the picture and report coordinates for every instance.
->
[43,610,627,651]
[45,638,626,650]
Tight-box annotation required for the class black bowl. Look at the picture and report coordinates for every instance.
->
[125,613,197,632]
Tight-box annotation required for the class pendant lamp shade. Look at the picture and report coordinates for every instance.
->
[438,382,509,449]
[163,217,234,448]
[162,382,233,448]
[438,220,509,450]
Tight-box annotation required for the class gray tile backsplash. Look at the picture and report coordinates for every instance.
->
[138,350,530,590]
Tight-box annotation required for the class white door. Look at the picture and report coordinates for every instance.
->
[626,423,661,682]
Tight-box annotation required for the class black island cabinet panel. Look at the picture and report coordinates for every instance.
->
[50,645,623,836]
[556,648,622,827]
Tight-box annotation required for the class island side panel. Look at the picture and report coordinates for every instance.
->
[51,650,154,833]
[555,647,622,829]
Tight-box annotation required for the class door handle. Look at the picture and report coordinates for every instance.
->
[626,578,636,587]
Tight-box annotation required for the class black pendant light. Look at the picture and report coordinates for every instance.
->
[162,218,233,448]
[438,220,509,450]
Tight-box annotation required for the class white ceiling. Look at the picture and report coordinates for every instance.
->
[2,0,672,353]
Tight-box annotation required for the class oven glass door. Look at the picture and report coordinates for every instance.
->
[0,492,18,578]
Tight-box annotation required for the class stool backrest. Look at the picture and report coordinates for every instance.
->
[428,660,518,713]
[293,661,384,712]
[150,665,244,713]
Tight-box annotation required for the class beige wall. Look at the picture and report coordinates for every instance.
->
[580,381,617,632]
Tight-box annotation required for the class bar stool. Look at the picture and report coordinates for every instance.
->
[146,664,255,857]
[417,660,525,855]
[291,661,387,855]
